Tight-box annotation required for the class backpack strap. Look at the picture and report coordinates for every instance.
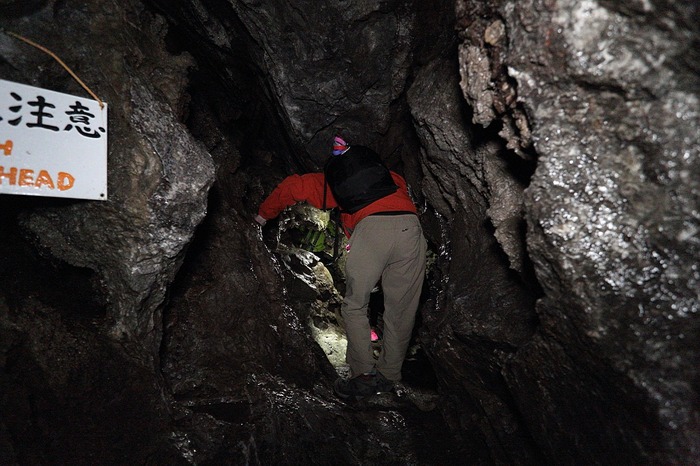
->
[331,207,341,262]
[323,175,327,210]
[322,174,341,262]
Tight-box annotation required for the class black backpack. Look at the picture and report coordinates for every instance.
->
[323,145,398,214]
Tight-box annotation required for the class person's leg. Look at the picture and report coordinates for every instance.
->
[376,215,426,381]
[342,218,391,377]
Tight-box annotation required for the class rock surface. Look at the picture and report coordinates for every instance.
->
[0,0,698,464]
[455,0,699,462]
[0,0,215,356]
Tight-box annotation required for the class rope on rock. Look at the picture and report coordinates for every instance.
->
[1,28,105,109]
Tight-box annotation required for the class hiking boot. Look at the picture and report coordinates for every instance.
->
[333,374,377,401]
[375,371,395,393]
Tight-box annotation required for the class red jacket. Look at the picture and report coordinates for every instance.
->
[258,172,417,236]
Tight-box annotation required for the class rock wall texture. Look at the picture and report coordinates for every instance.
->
[0,0,697,464]
[0,0,215,355]
[0,0,214,463]
[454,0,699,463]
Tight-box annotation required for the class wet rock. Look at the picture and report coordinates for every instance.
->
[0,0,215,356]
[172,373,489,465]
[407,52,542,463]
[457,0,700,462]
[409,56,531,274]
[160,197,336,397]
[149,0,419,164]
[1,0,214,462]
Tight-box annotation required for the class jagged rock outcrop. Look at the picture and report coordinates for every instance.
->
[148,0,425,166]
[0,0,215,356]
[456,0,699,463]
[407,54,542,463]
[0,1,215,461]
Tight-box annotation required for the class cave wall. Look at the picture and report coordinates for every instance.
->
[0,0,215,462]
[0,0,215,356]
[0,0,698,464]
[406,54,542,463]
[455,0,699,463]
[147,0,438,168]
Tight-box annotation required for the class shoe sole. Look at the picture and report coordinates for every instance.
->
[333,379,366,401]
[334,377,394,401]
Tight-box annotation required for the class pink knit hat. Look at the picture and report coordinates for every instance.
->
[332,136,349,156]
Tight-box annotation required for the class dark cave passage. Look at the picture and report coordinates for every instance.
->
[0,196,106,320]
[151,36,540,463]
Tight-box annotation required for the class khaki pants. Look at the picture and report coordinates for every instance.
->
[342,214,426,381]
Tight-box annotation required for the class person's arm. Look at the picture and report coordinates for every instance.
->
[256,173,334,224]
